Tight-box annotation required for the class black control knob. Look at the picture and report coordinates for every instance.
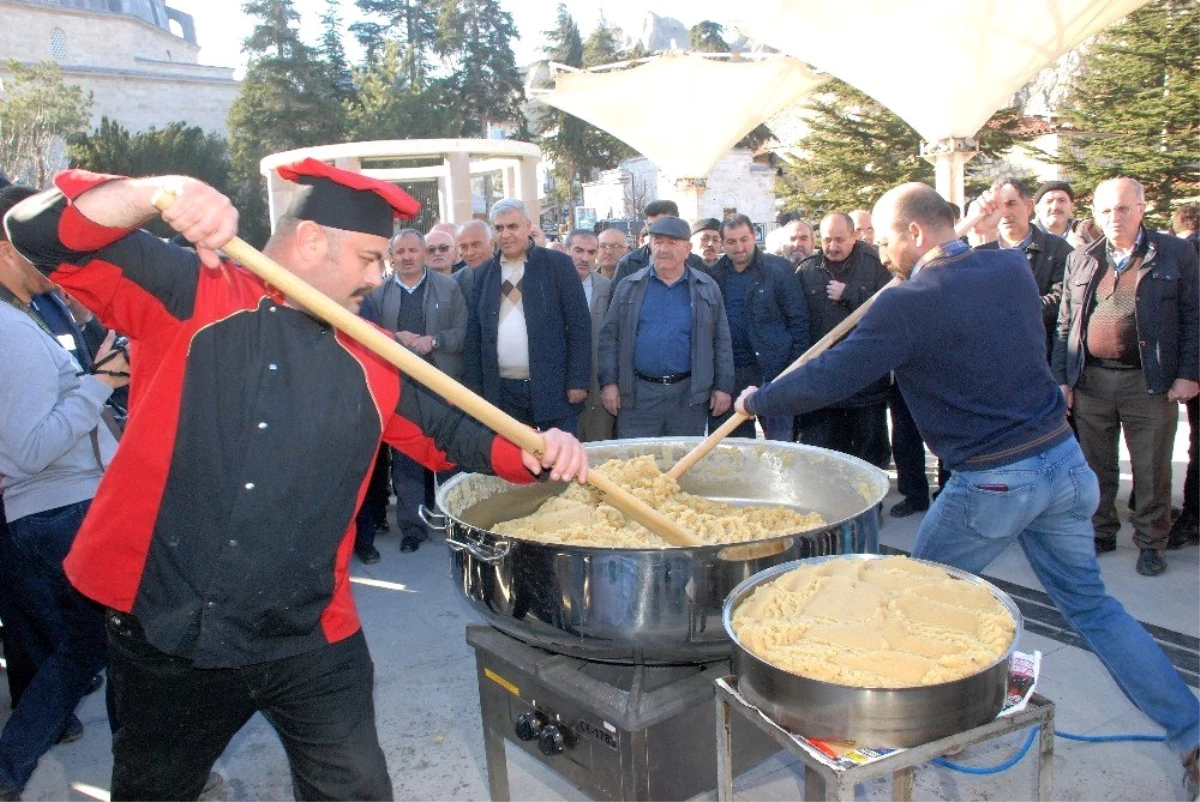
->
[537,723,566,756]
[514,711,544,742]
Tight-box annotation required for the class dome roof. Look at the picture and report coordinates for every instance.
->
[21,0,195,42]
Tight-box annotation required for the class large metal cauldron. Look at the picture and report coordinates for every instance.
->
[723,554,1023,747]
[436,438,888,664]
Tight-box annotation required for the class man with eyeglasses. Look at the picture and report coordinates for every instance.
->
[595,227,628,280]
[361,229,469,554]
[1052,177,1199,577]
[690,218,722,269]
[424,229,459,276]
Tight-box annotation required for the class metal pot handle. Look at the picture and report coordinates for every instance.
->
[445,527,512,563]
[418,504,448,531]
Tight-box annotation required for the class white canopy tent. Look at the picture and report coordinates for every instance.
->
[533,52,827,179]
[736,0,1150,207]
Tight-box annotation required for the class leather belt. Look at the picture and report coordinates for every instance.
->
[634,370,691,385]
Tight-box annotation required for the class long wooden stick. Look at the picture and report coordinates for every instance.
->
[666,276,903,480]
[153,194,702,547]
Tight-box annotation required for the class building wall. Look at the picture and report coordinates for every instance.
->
[0,0,238,135]
[975,133,1069,185]
[582,151,776,227]
[691,151,776,224]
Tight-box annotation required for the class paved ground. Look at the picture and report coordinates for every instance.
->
[7,413,1198,801]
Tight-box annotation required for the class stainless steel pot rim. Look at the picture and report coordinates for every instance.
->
[435,437,890,553]
[722,553,1024,691]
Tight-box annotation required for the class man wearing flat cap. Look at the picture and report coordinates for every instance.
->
[1034,180,1098,250]
[598,216,733,437]
[612,200,709,286]
[3,161,587,800]
[691,217,722,269]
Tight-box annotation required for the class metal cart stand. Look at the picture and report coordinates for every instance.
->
[714,676,1055,801]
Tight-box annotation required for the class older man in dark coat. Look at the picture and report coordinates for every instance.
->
[463,198,591,434]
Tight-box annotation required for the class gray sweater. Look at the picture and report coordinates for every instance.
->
[0,302,116,521]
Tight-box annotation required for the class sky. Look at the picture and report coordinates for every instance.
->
[170,0,738,77]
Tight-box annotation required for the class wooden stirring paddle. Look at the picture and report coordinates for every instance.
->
[152,191,704,548]
[666,276,903,480]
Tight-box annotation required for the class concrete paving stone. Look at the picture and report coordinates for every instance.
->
[5,417,1196,801]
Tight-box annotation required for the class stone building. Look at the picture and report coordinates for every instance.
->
[581,150,778,233]
[0,0,238,135]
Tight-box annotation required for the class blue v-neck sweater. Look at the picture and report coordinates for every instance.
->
[748,246,1071,471]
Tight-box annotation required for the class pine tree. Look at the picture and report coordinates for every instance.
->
[777,79,1020,215]
[319,0,355,103]
[434,0,526,138]
[344,41,461,140]
[1052,0,1199,226]
[0,60,92,187]
[227,0,345,245]
[581,15,634,166]
[351,0,440,88]
[688,21,729,53]
[536,4,589,226]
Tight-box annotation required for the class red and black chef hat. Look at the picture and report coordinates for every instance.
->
[276,158,421,239]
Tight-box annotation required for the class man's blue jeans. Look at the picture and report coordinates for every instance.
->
[0,500,107,795]
[912,437,1199,754]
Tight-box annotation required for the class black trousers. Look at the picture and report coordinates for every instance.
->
[498,378,578,435]
[1185,395,1198,516]
[888,384,930,504]
[106,614,391,801]
[355,445,392,551]
[798,404,891,469]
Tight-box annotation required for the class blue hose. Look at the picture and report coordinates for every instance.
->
[932,728,1165,775]
[1055,730,1165,743]
[932,727,1039,775]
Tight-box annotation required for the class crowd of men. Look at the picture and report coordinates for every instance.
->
[355,182,1196,577]
[0,163,1196,799]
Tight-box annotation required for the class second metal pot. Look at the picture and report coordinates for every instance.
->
[723,555,1022,747]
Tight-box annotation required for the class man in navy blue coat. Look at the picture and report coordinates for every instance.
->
[736,182,1199,794]
[463,198,591,434]
[707,213,808,440]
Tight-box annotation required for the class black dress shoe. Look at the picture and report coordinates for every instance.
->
[1136,548,1166,576]
[84,672,104,695]
[890,498,930,518]
[355,545,381,565]
[400,535,421,553]
[1167,509,1199,549]
[57,714,83,745]
[1094,536,1117,554]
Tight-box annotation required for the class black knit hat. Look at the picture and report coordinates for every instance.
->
[1034,181,1074,204]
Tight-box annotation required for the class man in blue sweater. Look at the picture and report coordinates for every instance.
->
[736,182,1199,796]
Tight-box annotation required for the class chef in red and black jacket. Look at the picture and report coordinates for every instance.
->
[4,160,587,801]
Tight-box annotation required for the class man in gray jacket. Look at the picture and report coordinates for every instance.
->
[0,185,128,799]
[361,228,467,554]
[567,228,615,442]
[598,216,733,438]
